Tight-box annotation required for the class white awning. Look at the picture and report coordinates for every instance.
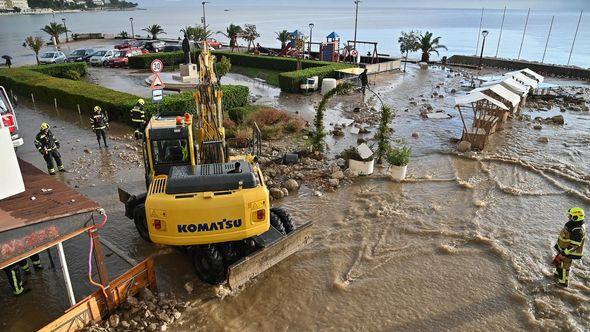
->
[473,84,521,108]
[506,68,544,83]
[504,72,539,89]
[480,77,529,96]
[455,92,509,110]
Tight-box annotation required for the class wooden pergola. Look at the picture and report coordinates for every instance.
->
[455,92,509,150]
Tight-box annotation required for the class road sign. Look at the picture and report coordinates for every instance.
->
[150,74,165,90]
[150,59,163,74]
[152,89,163,103]
[351,49,358,57]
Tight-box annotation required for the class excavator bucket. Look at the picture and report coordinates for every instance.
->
[227,222,313,290]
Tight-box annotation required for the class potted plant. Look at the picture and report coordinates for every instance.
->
[386,141,410,180]
[341,145,374,175]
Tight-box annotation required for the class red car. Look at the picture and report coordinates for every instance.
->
[115,39,142,50]
[206,38,222,49]
[105,48,142,67]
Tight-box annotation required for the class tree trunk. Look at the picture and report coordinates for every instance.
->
[421,52,429,63]
[403,50,408,72]
[281,41,286,49]
[35,53,39,65]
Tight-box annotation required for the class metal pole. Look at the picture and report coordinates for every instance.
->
[518,8,530,59]
[542,15,554,63]
[353,0,361,51]
[476,8,484,55]
[31,93,36,110]
[130,18,134,39]
[495,6,506,57]
[57,242,76,307]
[202,1,208,29]
[308,25,313,54]
[479,35,487,68]
[62,18,69,43]
[567,10,583,65]
[54,98,58,112]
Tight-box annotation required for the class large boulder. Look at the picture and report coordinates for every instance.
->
[331,170,345,180]
[457,141,471,152]
[270,187,284,199]
[550,115,565,125]
[283,179,299,192]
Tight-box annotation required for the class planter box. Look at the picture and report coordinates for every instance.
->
[348,159,374,175]
[388,165,407,181]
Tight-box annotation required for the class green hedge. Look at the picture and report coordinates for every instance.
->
[278,63,354,93]
[145,85,249,116]
[128,51,185,69]
[27,62,88,79]
[211,51,335,72]
[0,68,137,122]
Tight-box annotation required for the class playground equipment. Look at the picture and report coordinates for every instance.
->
[278,30,304,57]
[345,40,379,64]
[319,32,340,62]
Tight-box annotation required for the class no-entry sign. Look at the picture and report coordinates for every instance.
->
[150,59,163,74]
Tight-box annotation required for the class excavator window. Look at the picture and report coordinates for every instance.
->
[152,139,189,164]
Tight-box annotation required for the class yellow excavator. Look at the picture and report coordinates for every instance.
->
[118,43,312,288]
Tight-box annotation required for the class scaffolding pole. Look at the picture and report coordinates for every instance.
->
[541,15,555,63]
[476,8,484,55]
[567,10,583,65]
[495,6,506,57]
[518,8,530,59]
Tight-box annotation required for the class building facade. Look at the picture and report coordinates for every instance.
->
[4,0,30,10]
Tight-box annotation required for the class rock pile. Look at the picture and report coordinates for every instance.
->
[84,288,190,332]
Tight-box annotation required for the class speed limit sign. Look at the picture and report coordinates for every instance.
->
[150,59,163,74]
[351,49,358,57]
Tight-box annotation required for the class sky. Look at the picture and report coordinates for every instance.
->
[135,0,590,11]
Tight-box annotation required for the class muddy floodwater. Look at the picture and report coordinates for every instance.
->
[1,65,589,331]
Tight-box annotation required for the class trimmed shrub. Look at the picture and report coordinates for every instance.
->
[144,85,249,117]
[278,63,354,93]
[64,70,81,81]
[28,62,88,79]
[0,68,137,122]
[128,51,186,69]
[212,51,335,72]
[228,105,257,123]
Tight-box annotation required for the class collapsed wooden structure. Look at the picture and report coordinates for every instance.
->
[0,159,157,331]
[455,68,544,150]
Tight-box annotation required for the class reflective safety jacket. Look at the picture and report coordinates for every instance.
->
[91,112,108,130]
[34,129,59,153]
[555,220,586,259]
[130,106,146,124]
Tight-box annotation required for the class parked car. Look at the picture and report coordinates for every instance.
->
[66,48,95,62]
[163,44,182,52]
[88,49,117,66]
[143,40,166,53]
[206,38,222,49]
[114,39,142,50]
[105,48,142,68]
[39,51,66,64]
[192,41,216,52]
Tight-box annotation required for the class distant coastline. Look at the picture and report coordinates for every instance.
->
[0,7,143,16]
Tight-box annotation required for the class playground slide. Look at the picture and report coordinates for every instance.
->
[278,44,292,56]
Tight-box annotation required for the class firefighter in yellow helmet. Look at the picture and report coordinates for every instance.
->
[34,122,65,175]
[553,207,586,287]
[91,106,109,148]
[130,98,146,139]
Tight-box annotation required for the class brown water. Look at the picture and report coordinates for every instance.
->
[2,64,589,331]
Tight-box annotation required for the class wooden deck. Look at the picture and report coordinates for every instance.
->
[0,159,100,233]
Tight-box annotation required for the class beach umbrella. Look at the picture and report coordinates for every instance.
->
[2,55,12,61]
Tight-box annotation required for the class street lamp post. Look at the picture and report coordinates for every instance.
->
[308,23,314,55]
[129,17,134,39]
[353,0,361,51]
[478,30,489,69]
[62,18,69,43]
[202,1,210,30]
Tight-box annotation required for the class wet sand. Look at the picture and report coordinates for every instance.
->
[1,64,589,331]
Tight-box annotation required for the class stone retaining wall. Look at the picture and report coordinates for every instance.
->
[447,55,590,80]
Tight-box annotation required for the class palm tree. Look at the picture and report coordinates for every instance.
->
[142,24,166,40]
[217,24,242,52]
[241,24,260,52]
[183,26,211,42]
[25,36,44,65]
[119,31,129,38]
[276,30,290,49]
[41,22,67,45]
[418,31,447,63]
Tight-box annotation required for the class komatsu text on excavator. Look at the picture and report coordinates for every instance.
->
[118,43,312,289]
